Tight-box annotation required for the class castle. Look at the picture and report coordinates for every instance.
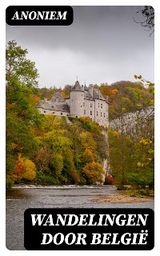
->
[37,80,109,128]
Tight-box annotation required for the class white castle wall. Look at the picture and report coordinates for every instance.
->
[37,108,69,116]
[83,99,94,121]
[94,99,109,127]
[37,81,109,128]
[69,90,85,117]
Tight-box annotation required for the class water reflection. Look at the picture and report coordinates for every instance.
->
[7,188,32,199]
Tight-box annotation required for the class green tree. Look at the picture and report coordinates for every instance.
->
[62,147,80,184]
[108,78,154,189]
[35,116,75,183]
[34,115,108,185]
[6,41,42,187]
[108,130,134,187]
[128,137,154,188]
[6,40,39,88]
[109,81,153,120]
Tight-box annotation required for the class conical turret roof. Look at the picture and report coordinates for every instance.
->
[71,80,84,91]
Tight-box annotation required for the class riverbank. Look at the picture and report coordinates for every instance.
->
[7,184,154,204]
[92,192,154,204]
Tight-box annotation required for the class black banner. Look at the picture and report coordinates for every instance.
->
[24,208,154,250]
[6,6,73,26]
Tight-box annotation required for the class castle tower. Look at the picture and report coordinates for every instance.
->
[69,80,85,117]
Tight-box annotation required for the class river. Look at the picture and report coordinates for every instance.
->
[6,185,154,250]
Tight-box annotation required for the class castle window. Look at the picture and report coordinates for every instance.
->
[101,112,102,117]
[97,111,98,116]
[98,103,100,108]
[90,103,93,107]
[84,110,86,114]
[61,113,63,115]
[44,111,46,113]
[104,113,105,117]
[101,104,103,108]
[53,112,55,114]
[83,102,85,106]
[90,111,92,116]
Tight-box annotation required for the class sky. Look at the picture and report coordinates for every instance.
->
[6,6,154,88]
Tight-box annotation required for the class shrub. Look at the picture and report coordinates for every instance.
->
[83,161,105,184]
[22,158,36,181]
[105,175,114,185]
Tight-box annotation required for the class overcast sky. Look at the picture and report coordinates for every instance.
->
[6,6,154,88]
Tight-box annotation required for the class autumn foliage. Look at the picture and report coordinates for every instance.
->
[105,175,114,185]
[14,154,36,181]
[83,161,105,184]
[6,41,154,189]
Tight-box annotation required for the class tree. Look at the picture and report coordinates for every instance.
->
[109,81,153,120]
[6,40,39,88]
[22,158,36,181]
[6,41,42,186]
[62,147,80,184]
[108,78,154,189]
[99,83,118,98]
[13,154,36,182]
[83,161,105,184]
[134,6,154,35]
[35,116,73,182]
[33,115,108,185]
[108,130,134,187]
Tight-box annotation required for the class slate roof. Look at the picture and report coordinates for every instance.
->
[54,103,69,112]
[87,88,106,100]
[37,81,107,114]
[37,96,69,113]
[93,88,105,100]
[71,80,84,91]
[84,90,92,100]
[51,92,65,103]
